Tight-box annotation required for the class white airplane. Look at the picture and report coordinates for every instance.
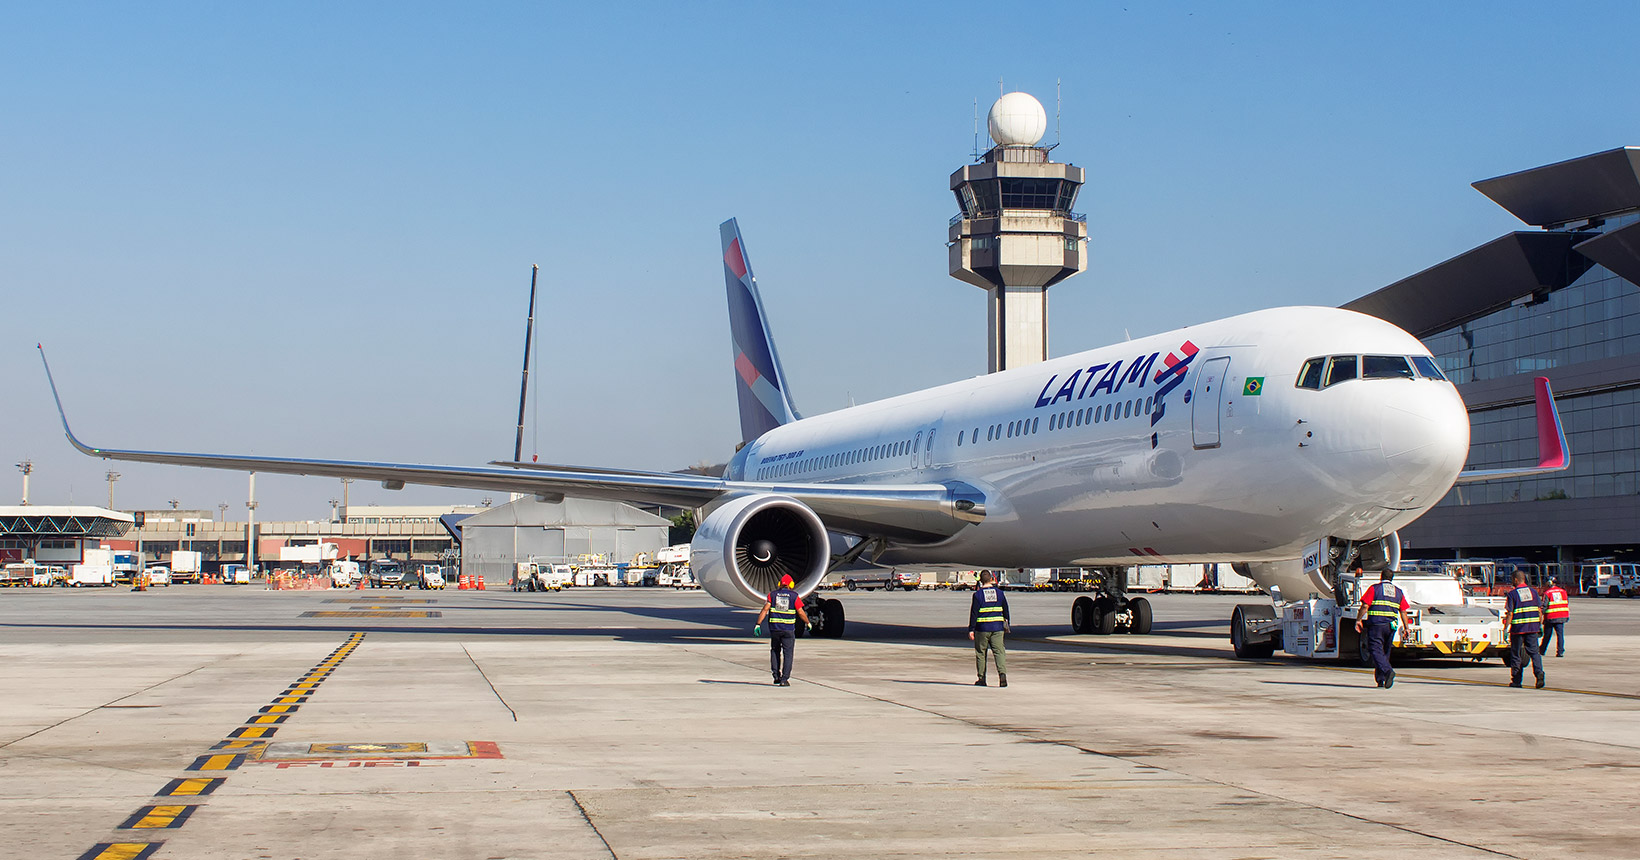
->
[39,219,1569,640]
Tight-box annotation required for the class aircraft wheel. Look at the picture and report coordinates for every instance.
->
[1230,604,1276,658]
[1094,600,1117,635]
[1129,597,1153,635]
[820,598,846,638]
[1071,596,1095,634]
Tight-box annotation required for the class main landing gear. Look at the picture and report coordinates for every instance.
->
[1068,567,1152,636]
[1070,594,1153,635]
[798,596,847,639]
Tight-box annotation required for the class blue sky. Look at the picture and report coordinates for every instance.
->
[6,2,1640,519]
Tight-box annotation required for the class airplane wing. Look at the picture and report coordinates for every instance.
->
[1452,376,1570,485]
[39,347,983,541]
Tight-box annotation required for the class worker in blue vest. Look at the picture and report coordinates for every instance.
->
[969,570,1011,687]
[1354,568,1410,688]
[753,574,809,686]
[1503,570,1546,689]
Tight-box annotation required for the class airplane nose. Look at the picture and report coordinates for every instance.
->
[1380,385,1470,493]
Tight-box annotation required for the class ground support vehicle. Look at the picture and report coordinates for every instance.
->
[841,569,921,591]
[70,561,115,586]
[367,559,407,588]
[169,550,203,584]
[1,561,40,587]
[1230,566,1505,662]
[110,551,140,585]
[327,560,360,588]
[1578,561,1638,597]
[144,566,172,587]
[658,563,696,589]
[222,564,254,585]
[415,564,447,589]
[514,561,568,592]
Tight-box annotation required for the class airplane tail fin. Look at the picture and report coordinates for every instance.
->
[720,218,799,445]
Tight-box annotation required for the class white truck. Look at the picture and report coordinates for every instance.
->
[169,550,203,584]
[1577,561,1638,597]
[1231,567,1506,663]
[72,549,117,587]
[328,560,361,588]
[514,561,569,592]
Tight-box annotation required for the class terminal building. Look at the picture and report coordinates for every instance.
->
[1346,147,1640,564]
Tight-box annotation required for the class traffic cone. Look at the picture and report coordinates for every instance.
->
[476,576,486,591]
[457,575,469,590]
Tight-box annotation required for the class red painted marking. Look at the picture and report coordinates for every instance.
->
[734,351,760,387]
[1128,548,1145,556]
[724,238,748,279]
[1143,548,1161,556]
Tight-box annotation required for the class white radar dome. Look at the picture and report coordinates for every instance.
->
[987,92,1047,147]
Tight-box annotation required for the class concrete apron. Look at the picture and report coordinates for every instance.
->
[5,633,1639,859]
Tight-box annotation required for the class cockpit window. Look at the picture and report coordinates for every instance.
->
[1411,355,1447,381]
[1323,355,1357,387]
[1296,357,1325,390]
[1362,355,1415,379]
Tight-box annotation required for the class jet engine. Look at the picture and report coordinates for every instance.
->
[691,494,830,608]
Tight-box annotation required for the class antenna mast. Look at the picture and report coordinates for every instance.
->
[513,264,539,463]
[972,97,979,160]
[1056,78,1062,145]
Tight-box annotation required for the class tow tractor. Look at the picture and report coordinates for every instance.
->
[1229,537,1504,663]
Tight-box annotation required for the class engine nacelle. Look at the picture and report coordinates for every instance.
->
[691,494,830,608]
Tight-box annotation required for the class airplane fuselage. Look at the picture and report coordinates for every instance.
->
[724,306,1470,569]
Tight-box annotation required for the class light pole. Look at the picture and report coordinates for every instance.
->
[329,498,340,522]
[16,461,31,506]
[218,503,229,522]
[168,499,180,510]
[106,471,121,510]
[339,477,352,522]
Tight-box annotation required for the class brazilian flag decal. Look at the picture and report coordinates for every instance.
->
[1243,377,1264,396]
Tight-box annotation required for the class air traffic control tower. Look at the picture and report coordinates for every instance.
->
[949,92,1087,373]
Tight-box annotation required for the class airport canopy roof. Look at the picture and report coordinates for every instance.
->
[1571,219,1640,289]
[0,506,135,538]
[1343,232,1595,338]
[1474,147,1640,227]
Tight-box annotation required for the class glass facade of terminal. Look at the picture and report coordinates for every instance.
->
[1426,224,1640,508]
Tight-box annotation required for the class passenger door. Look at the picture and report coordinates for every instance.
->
[1192,356,1230,449]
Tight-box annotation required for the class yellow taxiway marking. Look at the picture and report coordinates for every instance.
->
[77,843,160,860]
[121,805,195,829]
[157,777,224,797]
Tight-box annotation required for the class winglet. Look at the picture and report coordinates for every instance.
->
[1453,376,1570,484]
[1532,376,1568,470]
[37,345,103,458]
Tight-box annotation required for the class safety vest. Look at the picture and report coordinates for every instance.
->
[974,587,1006,630]
[1508,586,1542,628]
[767,589,799,630]
[1365,583,1403,620]
[1544,587,1570,621]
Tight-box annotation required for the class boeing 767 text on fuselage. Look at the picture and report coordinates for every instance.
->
[39,219,1568,639]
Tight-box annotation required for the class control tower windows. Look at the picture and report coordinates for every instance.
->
[1000,178,1065,210]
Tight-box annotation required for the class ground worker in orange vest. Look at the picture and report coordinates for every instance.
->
[1540,577,1571,658]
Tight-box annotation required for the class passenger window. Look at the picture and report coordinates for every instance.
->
[1124,401,1132,419]
[1411,355,1448,381]
[1296,357,1325,390]
[1145,396,1153,414]
[1031,417,1039,433]
[1362,355,1415,379]
[1324,355,1358,387]
[1093,407,1100,423]
[958,431,964,446]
